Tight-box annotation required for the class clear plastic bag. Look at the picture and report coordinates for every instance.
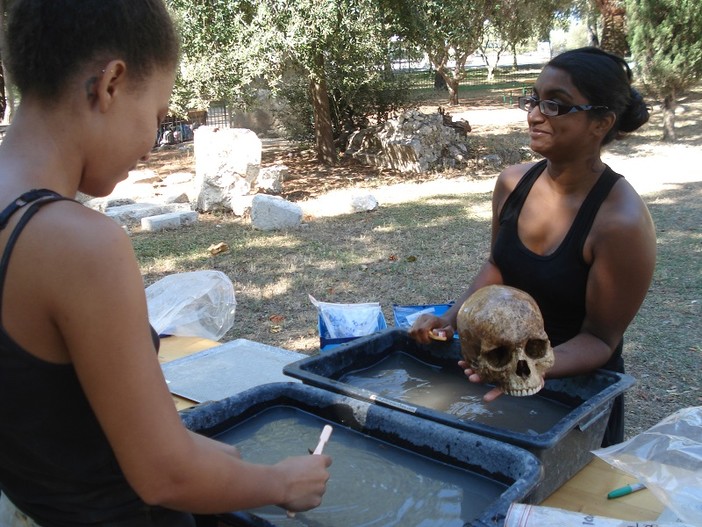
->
[504,503,696,527]
[146,270,236,341]
[593,406,702,525]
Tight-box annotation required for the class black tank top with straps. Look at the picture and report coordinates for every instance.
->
[492,160,624,367]
[492,161,625,446]
[0,190,193,526]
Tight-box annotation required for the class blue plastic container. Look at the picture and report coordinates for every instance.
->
[392,302,458,339]
[181,382,542,527]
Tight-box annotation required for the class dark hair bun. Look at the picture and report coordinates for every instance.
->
[619,87,650,133]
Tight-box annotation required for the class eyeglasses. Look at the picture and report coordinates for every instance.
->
[518,96,609,117]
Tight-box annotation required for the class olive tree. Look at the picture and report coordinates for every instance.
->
[167,0,261,115]
[383,0,491,105]
[250,0,397,164]
[168,0,396,165]
[480,0,568,76]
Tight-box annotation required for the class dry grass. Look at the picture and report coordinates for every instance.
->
[135,87,702,439]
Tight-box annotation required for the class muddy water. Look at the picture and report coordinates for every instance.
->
[214,406,506,526]
[341,352,570,434]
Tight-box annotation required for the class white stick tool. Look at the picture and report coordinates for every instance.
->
[286,425,334,518]
[313,425,333,455]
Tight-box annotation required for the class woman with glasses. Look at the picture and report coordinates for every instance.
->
[410,47,655,446]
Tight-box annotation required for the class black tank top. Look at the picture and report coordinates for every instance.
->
[492,160,624,371]
[0,190,193,526]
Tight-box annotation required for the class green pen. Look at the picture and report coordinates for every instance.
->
[607,482,646,499]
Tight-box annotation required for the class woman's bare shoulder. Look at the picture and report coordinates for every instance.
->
[494,161,538,195]
[590,174,656,255]
[20,199,135,272]
[601,173,654,230]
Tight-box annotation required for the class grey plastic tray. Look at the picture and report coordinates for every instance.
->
[283,328,635,503]
[181,382,542,527]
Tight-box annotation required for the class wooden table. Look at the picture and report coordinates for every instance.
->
[159,336,665,522]
[542,456,663,520]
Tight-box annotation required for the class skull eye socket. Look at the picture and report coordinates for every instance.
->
[525,339,548,359]
[484,346,511,368]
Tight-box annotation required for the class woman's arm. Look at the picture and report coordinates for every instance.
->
[409,164,528,344]
[46,207,331,514]
[547,180,656,377]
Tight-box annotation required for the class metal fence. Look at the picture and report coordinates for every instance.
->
[401,62,544,94]
[206,102,231,128]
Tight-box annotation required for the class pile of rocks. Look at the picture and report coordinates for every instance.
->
[344,108,472,173]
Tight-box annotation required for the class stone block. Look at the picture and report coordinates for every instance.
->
[254,165,288,194]
[351,193,379,212]
[250,194,302,231]
[141,211,198,232]
[231,194,255,217]
[105,203,192,226]
[83,197,136,212]
[193,127,262,212]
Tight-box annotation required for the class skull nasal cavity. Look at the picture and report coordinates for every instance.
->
[516,360,531,379]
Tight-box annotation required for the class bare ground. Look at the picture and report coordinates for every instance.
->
[137,89,702,439]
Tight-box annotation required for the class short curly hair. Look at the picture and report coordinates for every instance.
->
[5,0,180,100]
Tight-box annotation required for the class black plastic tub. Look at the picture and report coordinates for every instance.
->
[181,382,542,527]
[282,328,635,503]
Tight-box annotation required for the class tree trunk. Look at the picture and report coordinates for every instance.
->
[480,48,502,82]
[444,75,459,105]
[0,63,5,122]
[434,71,448,91]
[587,23,600,47]
[595,0,628,56]
[486,64,496,82]
[309,53,336,166]
[662,92,677,142]
[0,0,15,124]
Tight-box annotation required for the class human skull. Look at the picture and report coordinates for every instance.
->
[457,285,554,397]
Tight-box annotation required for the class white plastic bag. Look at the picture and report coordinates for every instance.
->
[593,406,702,525]
[146,270,236,341]
[309,295,385,339]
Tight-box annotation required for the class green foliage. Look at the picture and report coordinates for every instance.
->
[163,1,580,131]
[382,0,569,97]
[271,72,314,141]
[272,65,414,141]
[330,68,414,130]
[626,0,702,97]
[384,0,490,79]
[167,0,398,130]
[166,0,262,115]
[488,0,543,52]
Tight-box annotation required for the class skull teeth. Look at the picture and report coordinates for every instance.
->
[504,386,539,397]
[503,379,545,397]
